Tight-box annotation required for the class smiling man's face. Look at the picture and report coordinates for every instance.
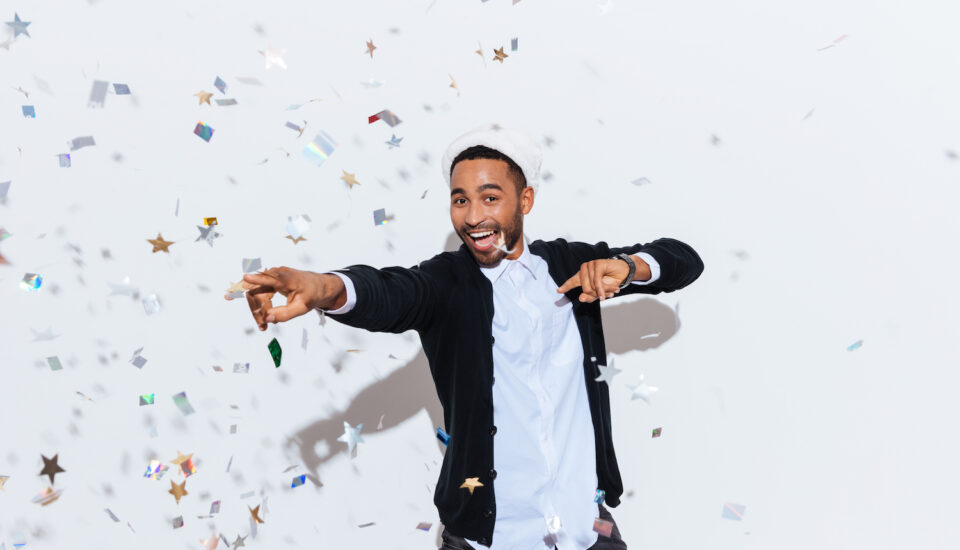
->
[450,157,535,266]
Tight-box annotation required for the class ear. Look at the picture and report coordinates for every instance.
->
[521,185,535,215]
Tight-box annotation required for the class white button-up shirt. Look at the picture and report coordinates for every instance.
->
[321,238,660,549]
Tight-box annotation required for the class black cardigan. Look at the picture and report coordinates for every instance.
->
[328,236,704,546]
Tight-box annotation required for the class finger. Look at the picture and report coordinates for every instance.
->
[579,263,594,301]
[246,289,272,330]
[243,272,284,290]
[264,301,309,323]
[557,274,581,293]
[594,262,605,301]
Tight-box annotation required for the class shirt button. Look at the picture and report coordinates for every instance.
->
[488,469,497,480]
[489,425,497,436]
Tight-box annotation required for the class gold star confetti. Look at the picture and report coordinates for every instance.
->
[492,47,508,63]
[365,39,377,59]
[168,479,188,504]
[226,281,245,293]
[285,235,307,244]
[39,454,65,485]
[449,74,460,96]
[340,170,360,188]
[249,504,265,524]
[460,477,483,495]
[195,90,213,105]
[475,41,486,67]
[147,233,174,253]
[0,475,9,490]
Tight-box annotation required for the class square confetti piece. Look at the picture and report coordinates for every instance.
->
[721,501,746,520]
[144,460,169,480]
[593,518,613,537]
[242,257,262,273]
[368,109,402,127]
[113,83,130,95]
[139,393,155,406]
[172,391,195,415]
[22,105,35,118]
[268,338,282,367]
[373,208,388,226]
[88,80,109,108]
[58,154,71,167]
[594,489,605,503]
[215,98,237,106]
[233,362,250,373]
[303,131,337,167]
[194,122,214,142]
[847,339,863,351]
[214,76,227,94]
[210,500,221,514]
[291,474,306,488]
[173,516,184,528]
[142,294,160,315]
[46,356,63,371]
[652,427,662,438]
[511,37,518,51]
[416,522,432,531]
[436,427,450,446]
[20,273,42,291]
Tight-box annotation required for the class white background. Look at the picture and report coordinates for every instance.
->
[1,0,959,548]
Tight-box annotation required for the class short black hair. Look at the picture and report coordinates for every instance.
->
[450,145,527,196]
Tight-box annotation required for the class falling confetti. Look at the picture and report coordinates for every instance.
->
[19,273,42,291]
[242,257,262,273]
[194,122,214,142]
[21,105,35,118]
[652,427,662,438]
[436,427,450,446]
[303,131,337,166]
[593,518,613,537]
[113,83,130,95]
[144,460,169,480]
[139,393,154,406]
[291,474,306,488]
[268,337,282,367]
[172,391,195,415]
[58,153,71,167]
[846,339,863,351]
[46,356,63,371]
[721,501,746,520]
[368,109,402,127]
[594,489,606,503]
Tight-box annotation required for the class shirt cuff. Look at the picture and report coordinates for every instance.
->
[317,271,356,314]
[630,252,661,285]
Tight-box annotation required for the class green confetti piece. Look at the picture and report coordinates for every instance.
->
[139,393,155,406]
[268,337,282,368]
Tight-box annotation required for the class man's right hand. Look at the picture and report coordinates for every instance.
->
[225,267,345,331]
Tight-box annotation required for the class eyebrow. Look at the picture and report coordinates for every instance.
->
[451,182,504,197]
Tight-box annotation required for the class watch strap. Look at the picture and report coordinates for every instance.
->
[613,253,636,290]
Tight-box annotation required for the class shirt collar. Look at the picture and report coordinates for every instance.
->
[478,234,540,284]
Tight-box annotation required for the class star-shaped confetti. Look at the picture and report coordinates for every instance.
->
[460,477,484,495]
[170,450,196,477]
[147,233,174,253]
[365,39,377,58]
[249,504,264,524]
[475,41,486,67]
[594,361,622,385]
[285,235,307,244]
[168,479,188,504]
[337,421,365,458]
[340,170,360,188]
[39,454,65,485]
[449,74,460,96]
[195,224,222,247]
[627,374,659,404]
[231,535,247,549]
[385,134,403,148]
[6,13,30,38]
[259,46,287,69]
[492,46,508,63]
[195,90,213,105]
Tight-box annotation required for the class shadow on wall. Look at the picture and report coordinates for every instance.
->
[285,232,681,542]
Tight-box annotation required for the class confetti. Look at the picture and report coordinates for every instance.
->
[593,518,613,537]
[242,258,262,273]
[846,339,863,351]
[142,293,160,315]
[113,83,130,95]
[20,273,42,291]
[139,393,155,406]
[172,451,196,477]
[373,208,390,225]
[168,480,188,504]
[6,13,31,38]
[511,37,518,51]
[69,136,96,150]
[721,501,746,520]
[210,500,221,514]
[195,224,222,247]
[259,45,287,69]
[594,361,621,384]
[46,356,63,371]
[233,362,250,373]
[631,177,652,186]
[285,214,311,239]
[144,460,169,480]
[594,489,605,503]
[32,487,62,506]
[416,522,432,531]
[365,39,377,58]
[301,328,308,350]
[215,98,237,106]
[172,391,195,415]
[104,508,120,522]
[147,233,174,253]
[358,522,375,528]
[492,46,508,63]
[459,477,483,495]
[368,109,402,127]
[249,504,264,524]
[130,347,148,368]
[0,181,9,200]
[291,474,306,488]
[21,105,35,118]
[39,454,65,484]
[235,76,263,85]
[303,131,338,166]
[341,170,360,188]
[652,427,662,438]
[194,122,214,142]
[0,475,9,489]
[173,516,184,528]
[214,76,227,94]
[337,422,365,458]
[268,337,282,367]
[58,153,71,167]
[436,427,450,446]
[386,134,403,148]
[88,80,109,108]
[628,374,658,403]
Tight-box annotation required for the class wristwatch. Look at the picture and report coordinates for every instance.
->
[612,253,636,290]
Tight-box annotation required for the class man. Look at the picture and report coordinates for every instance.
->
[232,125,704,549]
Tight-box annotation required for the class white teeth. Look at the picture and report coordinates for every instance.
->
[469,230,495,238]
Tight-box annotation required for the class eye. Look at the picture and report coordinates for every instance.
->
[485,196,497,202]
[453,198,465,205]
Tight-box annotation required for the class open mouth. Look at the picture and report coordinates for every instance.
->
[467,229,498,251]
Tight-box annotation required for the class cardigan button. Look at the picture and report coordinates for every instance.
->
[491,335,495,345]
[479,537,489,545]
[489,425,497,436]
[483,508,494,518]
[488,469,497,479]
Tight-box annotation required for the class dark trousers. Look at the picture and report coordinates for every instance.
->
[440,503,627,549]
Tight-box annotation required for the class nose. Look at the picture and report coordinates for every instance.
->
[466,201,486,227]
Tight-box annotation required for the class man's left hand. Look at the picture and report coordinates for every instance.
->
[556,258,630,303]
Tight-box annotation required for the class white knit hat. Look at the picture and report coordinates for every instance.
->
[441,124,542,196]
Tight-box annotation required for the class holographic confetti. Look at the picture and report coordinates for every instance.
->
[385,134,403,148]
[214,76,227,94]
[233,362,249,373]
[20,273,42,291]
[373,208,390,225]
[0,181,9,200]
[210,500,221,514]
[113,83,130,95]
[594,489,605,503]
[416,522,432,531]
[130,347,147,368]
[21,105,35,118]
[291,474,306,488]
[721,501,746,520]
[268,338,282,367]
[285,214,311,239]
[193,122,214,142]
[242,257,262,273]
[436,427,450,446]
[652,427,662,438]
[846,339,863,351]
[88,80,109,108]
[179,457,196,477]
[303,131,337,167]
[139,393,154,406]
[593,518,613,537]
[32,487,62,506]
[69,136,96,151]
[202,217,217,226]
[631,177,652,186]
[173,516,184,528]
[143,460,169,480]
[172,391,195,415]
[215,98,237,106]
[285,121,303,133]
[46,356,63,371]
[142,294,160,315]
[511,37,518,51]
[58,154,71,167]
[368,109,402,127]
